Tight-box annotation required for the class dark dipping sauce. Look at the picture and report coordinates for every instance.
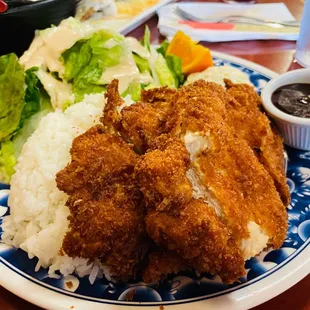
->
[271,83,310,118]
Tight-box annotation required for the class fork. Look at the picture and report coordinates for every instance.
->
[175,5,300,28]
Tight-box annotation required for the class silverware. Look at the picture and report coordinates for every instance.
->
[175,5,300,28]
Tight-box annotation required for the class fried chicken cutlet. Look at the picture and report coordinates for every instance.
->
[224,80,290,206]
[172,82,288,248]
[173,79,290,206]
[136,82,288,283]
[136,137,245,283]
[56,125,148,279]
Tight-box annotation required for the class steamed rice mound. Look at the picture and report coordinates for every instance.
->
[1,93,106,281]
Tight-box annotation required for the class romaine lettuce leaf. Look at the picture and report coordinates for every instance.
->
[133,53,151,74]
[156,40,169,57]
[156,40,184,88]
[155,54,176,88]
[61,30,126,102]
[122,80,141,102]
[20,67,52,126]
[0,61,52,182]
[0,88,52,183]
[0,54,25,141]
[165,55,185,88]
[62,40,92,82]
[0,54,52,182]
[0,140,17,184]
[141,26,151,52]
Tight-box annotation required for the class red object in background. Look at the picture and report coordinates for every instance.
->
[0,0,8,13]
[222,0,257,3]
[180,20,235,30]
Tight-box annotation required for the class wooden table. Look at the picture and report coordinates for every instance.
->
[1,0,309,309]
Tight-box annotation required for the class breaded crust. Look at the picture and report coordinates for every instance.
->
[225,80,290,206]
[56,125,148,279]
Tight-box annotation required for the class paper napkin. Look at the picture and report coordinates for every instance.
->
[157,2,300,42]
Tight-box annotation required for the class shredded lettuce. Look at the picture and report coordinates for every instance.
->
[61,30,126,102]
[141,26,151,52]
[137,29,184,88]
[133,53,151,74]
[157,40,184,88]
[156,40,169,57]
[122,80,141,102]
[0,54,25,142]
[165,55,184,88]
[155,54,176,88]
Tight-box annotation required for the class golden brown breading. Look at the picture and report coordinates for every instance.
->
[119,87,178,153]
[56,125,148,279]
[100,79,124,134]
[173,80,228,117]
[171,81,288,247]
[101,82,175,153]
[144,199,245,283]
[225,80,290,206]
[143,251,188,283]
[141,87,176,115]
[56,125,138,195]
[135,136,192,210]
[224,79,262,108]
[120,103,166,154]
[179,80,289,206]
[135,136,246,283]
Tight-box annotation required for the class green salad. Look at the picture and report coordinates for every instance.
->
[0,18,184,182]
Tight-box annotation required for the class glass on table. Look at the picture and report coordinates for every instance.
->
[295,0,310,67]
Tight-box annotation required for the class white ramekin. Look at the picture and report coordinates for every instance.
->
[261,68,310,151]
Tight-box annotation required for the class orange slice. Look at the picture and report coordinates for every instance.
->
[166,30,213,75]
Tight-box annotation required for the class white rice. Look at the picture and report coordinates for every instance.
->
[1,93,105,283]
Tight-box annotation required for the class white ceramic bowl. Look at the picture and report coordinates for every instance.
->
[261,68,310,151]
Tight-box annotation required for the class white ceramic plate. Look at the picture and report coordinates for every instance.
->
[0,51,310,310]
[82,0,174,35]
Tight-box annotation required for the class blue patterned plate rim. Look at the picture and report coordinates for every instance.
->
[0,51,310,310]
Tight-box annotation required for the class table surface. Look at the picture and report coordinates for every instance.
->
[1,0,309,309]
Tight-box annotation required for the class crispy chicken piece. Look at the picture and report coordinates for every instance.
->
[136,82,287,283]
[140,87,177,115]
[56,125,148,279]
[144,199,245,283]
[224,79,262,108]
[224,80,290,206]
[173,82,288,247]
[178,79,289,206]
[101,80,176,153]
[141,87,176,104]
[135,137,245,283]
[120,103,167,154]
[136,136,192,210]
[100,80,124,135]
